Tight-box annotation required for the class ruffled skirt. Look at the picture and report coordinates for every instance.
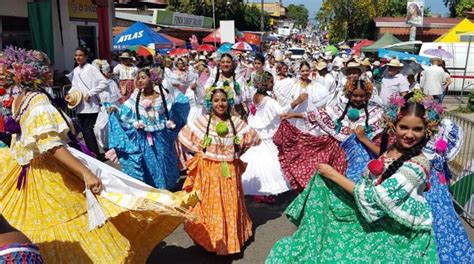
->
[241,138,291,195]
[183,156,252,255]
[266,174,438,263]
[273,120,347,191]
[0,148,194,263]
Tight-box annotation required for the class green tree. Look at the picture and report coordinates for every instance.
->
[444,0,473,17]
[287,4,309,28]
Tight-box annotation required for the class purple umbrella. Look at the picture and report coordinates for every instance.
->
[423,47,453,59]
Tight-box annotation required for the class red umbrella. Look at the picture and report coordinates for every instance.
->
[168,48,189,56]
[197,44,216,52]
[352,40,374,56]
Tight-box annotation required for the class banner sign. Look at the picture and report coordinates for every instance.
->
[406,1,424,27]
[220,20,235,44]
[68,0,97,21]
[155,10,213,29]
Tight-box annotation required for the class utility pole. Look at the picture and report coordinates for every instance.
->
[261,0,265,31]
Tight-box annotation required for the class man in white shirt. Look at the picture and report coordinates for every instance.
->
[315,61,337,93]
[380,59,409,105]
[421,57,447,103]
[69,47,108,160]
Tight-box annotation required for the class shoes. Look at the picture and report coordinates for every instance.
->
[253,195,276,204]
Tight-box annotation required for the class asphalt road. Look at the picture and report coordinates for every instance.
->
[148,191,298,264]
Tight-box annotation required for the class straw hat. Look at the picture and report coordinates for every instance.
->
[339,44,350,50]
[284,50,293,55]
[119,52,133,59]
[275,55,284,62]
[386,59,404,68]
[430,57,443,64]
[341,61,363,74]
[360,58,371,67]
[198,55,206,61]
[372,61,381,67]
[315,61,328,71]
[209,52,218,59]
[65,89,82,109]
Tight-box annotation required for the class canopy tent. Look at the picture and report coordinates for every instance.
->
[239,32,261,45]
[360,33,416,53]
[113,22,173,50]
[202,28,243,44]
[435,18,474,43]
[160,33,186,47]
[352,40,374,56]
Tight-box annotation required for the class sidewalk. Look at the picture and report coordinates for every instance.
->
[443,95,474,122]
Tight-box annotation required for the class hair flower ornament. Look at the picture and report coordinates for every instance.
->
[203,81,235,110]
[383,89,443,136]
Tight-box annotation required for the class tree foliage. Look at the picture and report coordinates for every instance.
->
[444,0,473,17]
[166,0,270,31]
[287,4,309,28]
[316,0,432,42]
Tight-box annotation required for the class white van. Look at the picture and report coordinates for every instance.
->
[419,42,474,92]
[288,47,305,60]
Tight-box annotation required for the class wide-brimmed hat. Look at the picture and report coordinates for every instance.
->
[119,52,133,59]
[341,61,364,74]
[209,52,218,59]
[198,55,206,61]
[315,61,328,71]
[360,58,371,67]
[430,57,443,63]
[372,61,381,67]
[284,50,293,55]
[65,89,82,109]
[275,55,284,62]
[339,44,350,50]
[386,59,404,68]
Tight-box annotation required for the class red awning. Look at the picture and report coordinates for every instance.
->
[352,40,374,56]
[160,33,186,47]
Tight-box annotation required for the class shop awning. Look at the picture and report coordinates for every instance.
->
[435,18,474,43]
[113,22,173,50]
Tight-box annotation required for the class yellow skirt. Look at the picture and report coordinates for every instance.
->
[0,148,188,263]
[183,156,253,255]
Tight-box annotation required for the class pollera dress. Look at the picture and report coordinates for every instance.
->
[240,96,292,195]
[0,92,196,263]
[178,115,259,255]
[266,154,438,263]
[107,90,190,189]
[422,119,474,263]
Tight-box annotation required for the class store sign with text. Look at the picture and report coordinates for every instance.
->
[68,0,97,21]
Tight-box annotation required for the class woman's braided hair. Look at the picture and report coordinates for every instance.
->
[202,89,239,154]
[337,79,371,126]
[379,94,430,181]
[135,68,170,123]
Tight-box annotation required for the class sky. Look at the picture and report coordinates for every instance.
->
[248,0,451,22]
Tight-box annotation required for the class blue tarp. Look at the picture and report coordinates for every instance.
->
[113,22,173,50]
[378,49,431,66]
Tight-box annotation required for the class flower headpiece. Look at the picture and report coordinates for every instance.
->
[203,80,235,110]
[384,89,444,136]
[343,77,374,98]
[140,66,163,85]
[0,46,50,90]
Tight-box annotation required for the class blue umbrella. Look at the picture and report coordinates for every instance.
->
[217,43,233,54]
[113,22,173,50]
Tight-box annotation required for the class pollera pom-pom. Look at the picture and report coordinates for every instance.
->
[435,138,448,154]
[347,108,360,122]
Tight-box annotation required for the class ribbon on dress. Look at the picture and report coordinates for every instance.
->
[146,132,154,146]
[17,165,29,190]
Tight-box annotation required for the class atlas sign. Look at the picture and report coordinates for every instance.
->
[116,30,144,44]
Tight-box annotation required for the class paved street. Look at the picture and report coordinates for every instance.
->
[148,191,298,264]
[148,186,474,263]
